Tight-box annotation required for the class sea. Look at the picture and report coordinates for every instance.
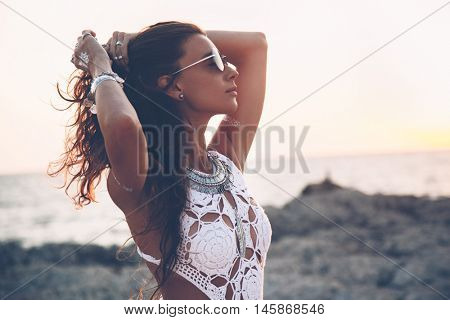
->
[1,150,449,248]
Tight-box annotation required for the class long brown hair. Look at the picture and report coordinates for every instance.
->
[48,21,207,299]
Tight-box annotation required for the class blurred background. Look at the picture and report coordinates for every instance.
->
[0,0,449,299]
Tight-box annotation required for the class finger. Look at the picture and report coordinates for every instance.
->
[81,29,96,36]
[111,31,119,61]
[72,42,90,72]
[72,50,82,68]
[81,29,96,38]
[104,37,113,58]
[115,32,125,68]
[122,34,131,66]
[74,32,89,52]
[72,54,89,72]
[78,61,89,71]
[104,38,111,50]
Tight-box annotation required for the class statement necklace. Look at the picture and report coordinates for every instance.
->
[185,151,233,194]
[186,151,246,258]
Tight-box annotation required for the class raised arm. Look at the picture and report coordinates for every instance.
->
[206,30,268,171]
[85,40,149,211]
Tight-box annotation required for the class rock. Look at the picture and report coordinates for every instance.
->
[262,177,450,299]
[1,176,449,299]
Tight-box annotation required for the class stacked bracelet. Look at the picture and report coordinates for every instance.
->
[82,71,125,114]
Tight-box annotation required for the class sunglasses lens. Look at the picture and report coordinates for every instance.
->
[212,47,225,71]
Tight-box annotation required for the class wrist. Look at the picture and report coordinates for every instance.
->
[90,57,112,78]
[85,72,125,114]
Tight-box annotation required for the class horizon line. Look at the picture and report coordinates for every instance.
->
[1,146,449,177]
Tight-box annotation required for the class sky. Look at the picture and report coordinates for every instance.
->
[0,0,449,175]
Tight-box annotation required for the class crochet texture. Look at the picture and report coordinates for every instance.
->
[136,150,272,299]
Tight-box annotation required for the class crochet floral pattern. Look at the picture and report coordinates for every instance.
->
[136,150,272,299]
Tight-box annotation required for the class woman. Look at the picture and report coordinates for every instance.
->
[50,21,271,300]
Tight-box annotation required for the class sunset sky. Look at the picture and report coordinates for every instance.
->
[1,0,449,175]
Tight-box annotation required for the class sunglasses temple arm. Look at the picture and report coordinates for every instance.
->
[174,55,215,75]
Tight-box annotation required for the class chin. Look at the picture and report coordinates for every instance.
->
[227,102,238,114]
[213,101,238,115]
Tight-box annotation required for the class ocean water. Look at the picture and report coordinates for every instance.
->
[245,149,450,206]
[1,150,449,248]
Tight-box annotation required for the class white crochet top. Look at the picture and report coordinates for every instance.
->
[135,150,272,300]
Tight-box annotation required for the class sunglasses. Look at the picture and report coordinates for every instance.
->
[170,47,230,76]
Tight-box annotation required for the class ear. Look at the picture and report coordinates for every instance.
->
[157,75,184,101]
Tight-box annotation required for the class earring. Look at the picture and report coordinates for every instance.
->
[179,93,184,100]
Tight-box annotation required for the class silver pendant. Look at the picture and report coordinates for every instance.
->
[186,151,245,257]
[236,219,245,258]
[234,206,246,258]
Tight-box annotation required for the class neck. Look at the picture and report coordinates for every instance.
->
[182,112,214,174]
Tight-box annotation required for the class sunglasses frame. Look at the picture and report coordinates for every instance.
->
[170,47,227,76]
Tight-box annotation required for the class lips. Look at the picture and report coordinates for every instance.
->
[225,86,238,93]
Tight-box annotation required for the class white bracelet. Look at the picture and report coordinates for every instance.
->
[92,73,123,92]
[85,72,124,114]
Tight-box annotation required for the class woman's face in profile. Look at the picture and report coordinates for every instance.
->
[169,34,240,116]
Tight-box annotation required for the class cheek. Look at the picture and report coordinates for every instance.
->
[187,77,227,109]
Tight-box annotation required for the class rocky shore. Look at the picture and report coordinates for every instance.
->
[1,178,449,299]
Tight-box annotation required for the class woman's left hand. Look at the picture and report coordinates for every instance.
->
[71,29,111,76]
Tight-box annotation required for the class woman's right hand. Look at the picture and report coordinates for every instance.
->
[104,31,138,73]
[71,29,112,77]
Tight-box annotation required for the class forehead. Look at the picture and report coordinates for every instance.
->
[181,34,218,63]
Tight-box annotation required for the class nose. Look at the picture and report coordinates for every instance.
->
[226,62,239,80]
